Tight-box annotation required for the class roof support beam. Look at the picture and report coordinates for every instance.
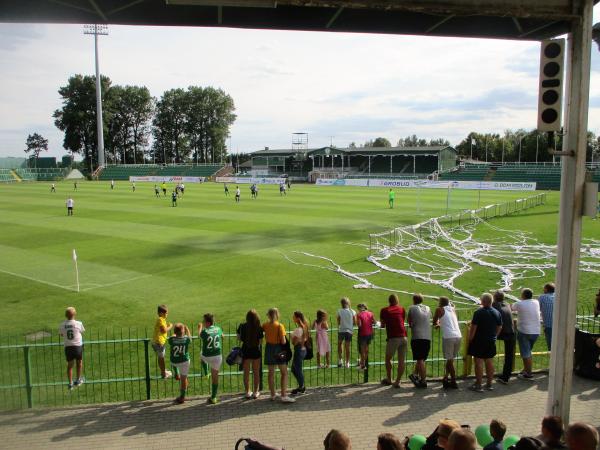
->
[326,6,344,29]
[88,0,108,21]
[48,0,96,15]
[425,14,454,34]
[107,0,147,16]
[511,17,523,34]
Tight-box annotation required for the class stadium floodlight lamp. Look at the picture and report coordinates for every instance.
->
[165,0,276,7]
[83,24,108,35]
[593,23,600,52]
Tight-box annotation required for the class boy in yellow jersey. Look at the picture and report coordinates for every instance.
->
[153,305,173,379]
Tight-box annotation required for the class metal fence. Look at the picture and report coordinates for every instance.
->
[1,305,597,410]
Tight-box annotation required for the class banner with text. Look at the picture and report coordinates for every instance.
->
[129,176,205,183]
[215,177,286,185]
[315,178,536,191]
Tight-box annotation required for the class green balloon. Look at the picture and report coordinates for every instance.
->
[503,435,520,450]
[475,425,494,447]
[409,434,427,450]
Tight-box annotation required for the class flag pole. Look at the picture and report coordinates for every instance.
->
[72,249,80,293]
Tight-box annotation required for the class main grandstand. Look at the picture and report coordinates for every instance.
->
[247,145,457,182]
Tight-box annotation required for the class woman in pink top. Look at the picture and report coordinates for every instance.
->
[357,303,376,370]
[313,310,331,368]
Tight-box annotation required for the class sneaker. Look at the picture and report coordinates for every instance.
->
[409,373,420,388]
[392,381,401,388]
[497,377,509,385]
[73,377,84,387]
[291,387,306,396]
[68,383,74,391]
[381,378,392,386]
[416,381,428,389]
[175,396,185,404]
[518,372,534,380]
[485,383,494,391]
[162,370,172,379]
[345,362,351,369]
[469,383,484,393]
[252,392,260,399]
[337,359,343,367]
[442,379,450,389]
[449,380,459,390]
[207,397,218,404]
[280,396,296,403]
[270,393,280,401]
[245,392,252,399]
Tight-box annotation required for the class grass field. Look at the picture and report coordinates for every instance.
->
[1,180,599,338]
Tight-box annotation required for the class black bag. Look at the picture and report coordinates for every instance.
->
[275,336,292,364]
[304,336,314,360]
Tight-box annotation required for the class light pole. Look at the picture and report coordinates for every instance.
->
[536,135,539,163]
[83,24,108,169]
[516,134,524,163]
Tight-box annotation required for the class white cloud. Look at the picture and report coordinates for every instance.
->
[0,4,599,158]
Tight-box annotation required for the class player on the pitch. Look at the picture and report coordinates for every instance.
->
[131,181,136,192]
[235,186,240,203]
[279,182,286,196]
[168,323,192,404]
[50,183,56,193]
[161,181,167,197]
[73,181,77,191]
[111,180,115,190]
[224,183,229,196]
[180,183,185,196]
[198,313,223,404]
[250,183,257,199]
[171,190,178,207]
[388,189,395,209]
[154,184,160,197]
[58,307,85,390]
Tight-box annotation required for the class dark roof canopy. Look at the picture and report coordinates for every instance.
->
[0,1,597,41]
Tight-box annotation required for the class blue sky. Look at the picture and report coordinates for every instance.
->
[0,5,599,158]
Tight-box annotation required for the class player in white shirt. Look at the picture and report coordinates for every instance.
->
[66,197,74,216]
[58,307,85,390]
[50,183,56,193]
[111,180,115,190]
[235,186,241,203]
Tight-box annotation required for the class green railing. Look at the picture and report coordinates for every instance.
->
[0,306,597,410]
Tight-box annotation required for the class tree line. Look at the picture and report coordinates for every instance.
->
[49,75,236,171]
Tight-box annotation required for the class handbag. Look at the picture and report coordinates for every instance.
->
[226,346,243,366]
[275,334,292,364]
[304,335,314,360]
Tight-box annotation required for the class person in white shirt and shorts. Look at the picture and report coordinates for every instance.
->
[58,307,85,390]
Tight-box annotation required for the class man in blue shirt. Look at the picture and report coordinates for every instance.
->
[538,283,555,351]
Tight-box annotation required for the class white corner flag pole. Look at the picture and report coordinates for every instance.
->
[72,249,80,293]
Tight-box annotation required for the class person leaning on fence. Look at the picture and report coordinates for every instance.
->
[356,303,375,370]
[492,290,516,385]
[511,288,541,380]
[468,293,502,393]
[58,307,85,390]
[237,309,264,399]
[433,296,462,389]
[336,297,357,369]
[290,310,308,396]
[152,305,173,379]
[538,283,555,351]
[198,313,223,404]
[408,293,432,388]
[379,293,407,387]
[262,308,294,403]
[168,323,191,404]
[313,309,331,368]
[565,422,599,450]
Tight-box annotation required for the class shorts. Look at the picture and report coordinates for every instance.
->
[442,337,462,360]
[411,339,431,361]
[265,343,283,366]
[152,343,166,358]
[517,332,539,359]
[358,335,373,347]
[385,337,408,360]
[67,207,73,212]
[172,360,190,377]
[201,354,223,371]
[242,345,262,360]
[468,339,497,359]
[338,332,353,342]
[65,345,83,362]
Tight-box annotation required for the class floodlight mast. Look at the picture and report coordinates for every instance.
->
[83,24,108,169]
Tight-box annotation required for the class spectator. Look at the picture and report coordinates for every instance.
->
[380,294,408,387]
[152,304,173,379]
[433,296,462,389]
[468,293,502,392]
[337,297,357,368]
[290,310,308,396]
[237,309,264,399]
[484,420,507,450]
[437,419,462,450]
[324,429,352,450]
[262,308,294,403]
[378,433,404,450]
[538,283,555,351]
[313,309,331,368]
[594,289,600,317]
[565,423,599,450]
[511,288,541,380]
[356,303,375,370]
[58,307,85,390]
[448,429,477,450]
[408,293,432,388]
[492,291,516,384]
[539,416,566,450]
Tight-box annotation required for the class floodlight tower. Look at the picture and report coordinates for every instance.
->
[83,24,108,169]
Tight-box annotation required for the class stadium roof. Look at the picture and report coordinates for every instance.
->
[0,1,597,41]
[252,145,454,156]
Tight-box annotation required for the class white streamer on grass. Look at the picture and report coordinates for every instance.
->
[283,207,600,304]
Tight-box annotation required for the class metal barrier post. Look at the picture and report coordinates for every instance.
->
[462,323,472,377]
[143,339,151,400]
[23,346,33,408]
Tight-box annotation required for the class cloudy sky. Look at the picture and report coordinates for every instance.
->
[1,6,599,159]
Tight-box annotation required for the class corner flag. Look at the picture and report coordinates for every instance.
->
[72,249,80,292]
[72,249,77,262]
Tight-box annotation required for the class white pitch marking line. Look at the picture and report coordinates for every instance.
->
[0,268,75,291]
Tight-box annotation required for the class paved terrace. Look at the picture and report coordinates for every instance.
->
[1,375,598,450]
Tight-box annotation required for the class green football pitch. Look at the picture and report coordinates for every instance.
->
[0,181,598,337]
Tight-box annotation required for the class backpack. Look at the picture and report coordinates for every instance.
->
[304,335,314,360]
[226,347,243,366]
